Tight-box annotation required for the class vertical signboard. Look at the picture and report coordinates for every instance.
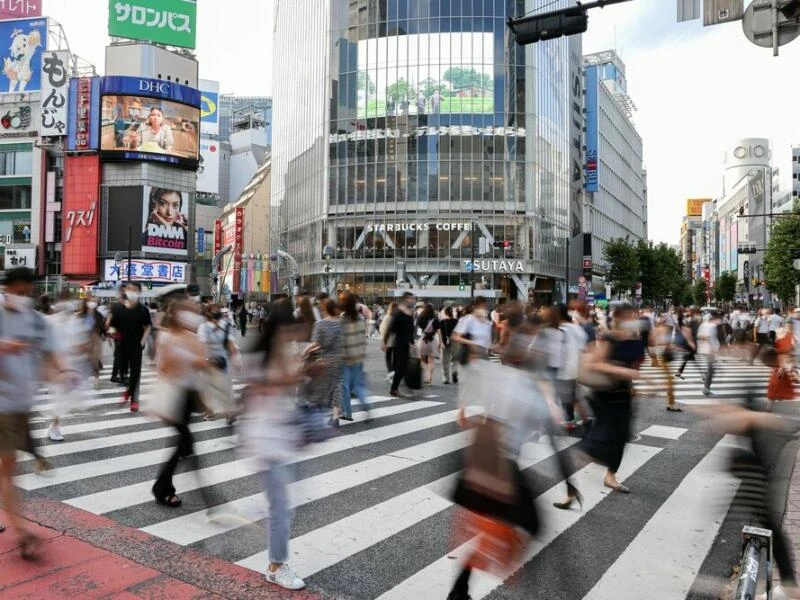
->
[67,77,100,151]
[584,64,599,192]
[197,137,220,193]
[232,207,244,293]
[108,0,197,49]
[568,35,584,281]
[213,218,222,268]
[40,50,69,136]
[62,155,100,275]
[0,17,46,93]
[0,1,42,20]
[197,226,205,253]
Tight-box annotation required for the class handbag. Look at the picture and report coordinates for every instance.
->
[454,332,472,365]
[575,350,616,390]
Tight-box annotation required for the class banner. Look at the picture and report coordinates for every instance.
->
[0,17,46,93]
[197,137,220,194]
[67,77,100,152]
[108,0,197,49]
[584,64,599,192]
[142,186,190,256]
[213,218,222,265]
[103,259,186,283]
[40,50,69,136]
[200,83,219,134]
[0,1,41,20]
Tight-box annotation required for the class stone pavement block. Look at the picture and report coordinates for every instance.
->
[5,554,160,600]
[126,574,225,600]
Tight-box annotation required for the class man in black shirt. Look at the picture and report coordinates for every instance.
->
[387,292,416,397]
[108,282,152,412]
[439,306,460,384]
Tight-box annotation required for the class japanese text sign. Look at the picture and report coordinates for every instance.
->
[40,50,69,136]
[0,1,41,20]
[108,0,196,49]
[103,259,186,283]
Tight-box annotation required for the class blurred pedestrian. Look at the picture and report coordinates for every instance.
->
[198,303,241,424]
[767,325,796,404]
[151,299,211,507]
[0,268,72,559]
[439,306,460,384]
[415,303,440,385]
[339,292,371,421]
[380,302,397,378]
[388,293,416,398]
[238,303,248,337]
[79,297,106,388]
[578,303,644,493]
[553,303,589,429]
[308,298,344,424]
[697,311,722,397]
[751,309,772,365]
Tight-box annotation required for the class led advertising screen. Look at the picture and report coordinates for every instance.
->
[99,76,200,169]
[355,32,494,119]
[0,17,47,93]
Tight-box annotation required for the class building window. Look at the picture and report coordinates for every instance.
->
[0,185,31,210]
[0,150,32,176]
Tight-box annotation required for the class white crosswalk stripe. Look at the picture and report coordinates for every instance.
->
[20,357,797,599]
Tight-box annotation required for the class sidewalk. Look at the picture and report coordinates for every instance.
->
[782,444,800,579]
[0,497,326,600]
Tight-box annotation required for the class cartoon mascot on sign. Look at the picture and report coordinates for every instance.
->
[3,27,42,93]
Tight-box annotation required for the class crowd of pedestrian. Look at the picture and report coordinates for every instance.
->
[0,266,799,597]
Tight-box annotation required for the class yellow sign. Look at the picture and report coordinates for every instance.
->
[686,198,711,217]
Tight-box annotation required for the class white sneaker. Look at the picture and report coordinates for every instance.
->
[48,424,64,442]
[266,563,305,590]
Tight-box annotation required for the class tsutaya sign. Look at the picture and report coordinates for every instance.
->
[367,222,473,233]
[464,260,525,273]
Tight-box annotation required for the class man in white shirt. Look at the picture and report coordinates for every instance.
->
[768,308,784,345]
[750,309,772,365]
[697,312,722,396]
[555,304,588,428]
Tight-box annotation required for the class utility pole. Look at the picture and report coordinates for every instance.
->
[126,225,132,284]
[470,222,475,301]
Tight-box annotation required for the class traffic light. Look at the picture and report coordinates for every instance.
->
[781,0,800,19]
[459,281,465,291]
[492,240,512,249]
[508,6,588,45]
[738,243,758,255]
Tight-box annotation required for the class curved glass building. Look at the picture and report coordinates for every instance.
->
[273,0,584,302]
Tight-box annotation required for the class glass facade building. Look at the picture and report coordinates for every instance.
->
[273,0,584,302]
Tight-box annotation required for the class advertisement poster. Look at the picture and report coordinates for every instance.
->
[142,186,190,256]
[100,95,199,161]
[0,17,46,93]
[0,1,41,20]
[108,0,197,49]
[200,79,219,135]
[40,50,69,136]
[197,137,219,194]
[62,155,100,275]
[356,32,493,118]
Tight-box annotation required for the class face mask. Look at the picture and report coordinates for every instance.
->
[474,308,488,318]
[619,320,639,332]
[87,301,98,310]
[176,310,205,331]
[5,294,33,311]
[126,292,140,303]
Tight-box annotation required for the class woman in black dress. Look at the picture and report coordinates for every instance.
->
[579,303,645,493]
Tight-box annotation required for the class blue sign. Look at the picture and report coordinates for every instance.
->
[101,76,201,107]
[200,91,218,124]
[584,65,599,193]
[66,77,101,152]
[0,18,47,94]
[197,227,205,253]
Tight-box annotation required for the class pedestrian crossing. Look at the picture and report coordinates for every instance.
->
[20,357,798,599]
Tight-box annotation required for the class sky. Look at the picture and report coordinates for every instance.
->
[40,0,800,245]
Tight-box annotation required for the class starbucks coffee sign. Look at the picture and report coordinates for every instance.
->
[464,260,525,273]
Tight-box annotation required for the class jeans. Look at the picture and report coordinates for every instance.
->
[120,345,143,401]
[341,363,371,418]
[441,345,458,383]
[112,340,128,381]
[262,461,293,564]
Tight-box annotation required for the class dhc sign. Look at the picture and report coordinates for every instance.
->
[464,260,525,273]
[100,76,201,107]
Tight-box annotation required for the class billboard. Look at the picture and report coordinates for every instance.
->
[355,32,494,118]
[103,259,186,283]
[66,77,101,152]
[99,76,200,168]
[108,0,197,49]
[0,17,46,93]
[200,80,219,135]
[40,50,69,136]
[63,155,101,275]
[106,186,143,253]
[197,137,219,194]
[0,1,41,20]
[686,198,710,217]
[142,186,190,256]
[584,64,599,192]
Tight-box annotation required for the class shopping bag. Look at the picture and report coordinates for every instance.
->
[406,356,422,390]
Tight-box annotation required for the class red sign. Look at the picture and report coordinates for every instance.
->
[232,207,244,293]
[75,78,92,151]
[62,155,100,276]
[213,219,222,268]
[0,1,41,20]
[582,257,593,270]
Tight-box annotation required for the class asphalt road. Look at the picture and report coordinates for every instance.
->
[19,334,800,600]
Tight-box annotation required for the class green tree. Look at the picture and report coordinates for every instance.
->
[714,271,737,305]
[442,67,493,91]
[763,205,800,304]
[635,241,687,308]
[358,71,376,95]
[602,237,639,299]
[386,78,412,103]
[691,278,708,306]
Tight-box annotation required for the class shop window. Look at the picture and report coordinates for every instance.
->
[0,185,30,210]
